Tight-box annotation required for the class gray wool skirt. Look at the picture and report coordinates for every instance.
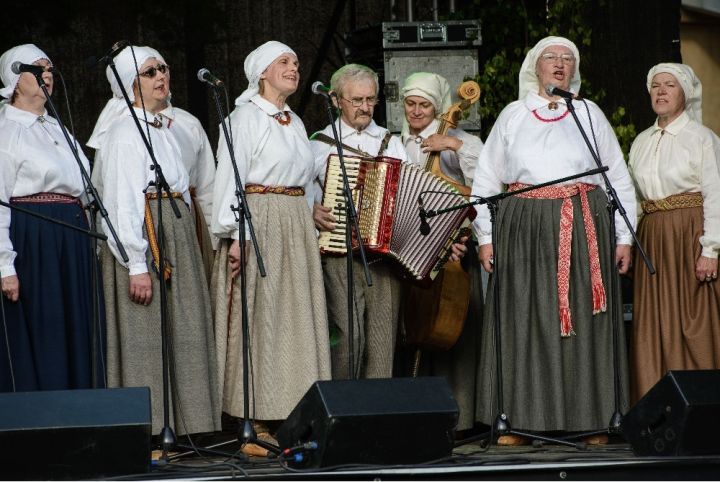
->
[102,199,222,435]
[476,187,629,432]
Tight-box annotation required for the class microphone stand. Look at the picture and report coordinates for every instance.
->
[561,97,654,439]
[425,167,609,450]
[103,57,183,460]
[317,94,373,380]
[32,71,128,389]
[0,200,105,239]
[205,82,277,456]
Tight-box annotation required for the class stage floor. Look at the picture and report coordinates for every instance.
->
[116,434,720,480]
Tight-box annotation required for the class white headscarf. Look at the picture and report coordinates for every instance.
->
[235,40,296,106]
[400,72,452,139]
[646,62,702,123]
[87,46,165,149]
[518,36,581,100]
[0,44,51,99]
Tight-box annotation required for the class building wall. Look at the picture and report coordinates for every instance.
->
[680,8,720,133]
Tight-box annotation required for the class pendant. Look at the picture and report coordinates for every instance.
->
[274,112,291,126]
[144,116,162,128]
[414,136,423,144]
[548,101,558,111]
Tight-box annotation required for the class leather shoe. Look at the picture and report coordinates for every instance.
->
[497,434,530,446]
[583,434,609,445]
[240,431,277,458]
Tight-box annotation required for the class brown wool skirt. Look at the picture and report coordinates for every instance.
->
[632,206,720,403]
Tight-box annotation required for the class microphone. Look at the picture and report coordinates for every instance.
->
[197,68,223,87]
[545,84,580,100]
[11,62,53,75]
[311,81,333,97]
[86,40,129,68]
[418,195,431,236]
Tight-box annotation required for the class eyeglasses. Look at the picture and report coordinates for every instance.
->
[138,64,170,78]
[540,53,576,64]
[342,96,378,107]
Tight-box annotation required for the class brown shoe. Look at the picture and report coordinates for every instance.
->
[583,434,609,445]
[241,442,269,457]
[497,434,530,446]
[241,431,278,458]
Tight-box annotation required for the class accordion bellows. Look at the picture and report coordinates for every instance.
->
[318,154,473,282]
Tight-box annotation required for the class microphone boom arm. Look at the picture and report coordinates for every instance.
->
[421,167,609,219]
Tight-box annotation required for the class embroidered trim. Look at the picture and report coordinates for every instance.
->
[509,182,606,337]
[532,108,570,123]
[245,184,304,196]
[11,192,81,206]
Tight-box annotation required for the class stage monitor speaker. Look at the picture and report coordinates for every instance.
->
[622,370,720,456]
[276,377,458,468]
[0,387,151,479]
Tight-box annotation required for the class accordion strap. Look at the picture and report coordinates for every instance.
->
[377,132,393,156]
[312,133,371,158]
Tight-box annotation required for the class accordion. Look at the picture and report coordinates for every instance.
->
[318,154,474,282]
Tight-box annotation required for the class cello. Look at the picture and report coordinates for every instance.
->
[403,80,481,375]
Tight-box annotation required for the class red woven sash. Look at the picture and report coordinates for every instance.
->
[509,182,606,337]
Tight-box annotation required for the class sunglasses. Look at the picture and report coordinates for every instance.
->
[138,64,170,78]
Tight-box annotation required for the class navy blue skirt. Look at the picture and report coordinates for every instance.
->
[0,199,105,391]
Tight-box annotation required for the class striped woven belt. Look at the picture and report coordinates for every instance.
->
[10,192,81,207]
[144,191,183,281]
[509,182,606,337]
[641,192,703,214]
[245,183,304,196]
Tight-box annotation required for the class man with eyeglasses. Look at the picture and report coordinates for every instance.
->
[310,63,408,380]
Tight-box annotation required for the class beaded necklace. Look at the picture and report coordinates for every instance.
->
[532,108,570,123]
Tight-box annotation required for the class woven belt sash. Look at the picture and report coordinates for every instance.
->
[244,184,305,196]
[509,182,606,337]
[10,192,82,207]
[144,191,183,281]
[641,192,703,214]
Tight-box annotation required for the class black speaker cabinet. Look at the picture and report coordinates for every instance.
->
[276,377,458,468]
[623,370,720,456]
[0,387,152,479]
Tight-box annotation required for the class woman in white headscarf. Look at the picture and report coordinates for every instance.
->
[400,71,482,186]
[88,46,217,283]
[0,44,103,391]
[95,45,221,435]
[471,36,636,443]
[211,40,330,456]
[629,63,720,402]
[399,71,484,432]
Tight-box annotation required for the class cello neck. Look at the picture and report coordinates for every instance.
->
[422,118,453,172]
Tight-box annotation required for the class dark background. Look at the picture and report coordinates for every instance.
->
[0,0,681,156]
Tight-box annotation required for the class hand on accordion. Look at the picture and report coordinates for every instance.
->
[313,203,337,232]
[449,235,469,263]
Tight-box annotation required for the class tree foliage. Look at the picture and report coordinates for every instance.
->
[448,0,636,157]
